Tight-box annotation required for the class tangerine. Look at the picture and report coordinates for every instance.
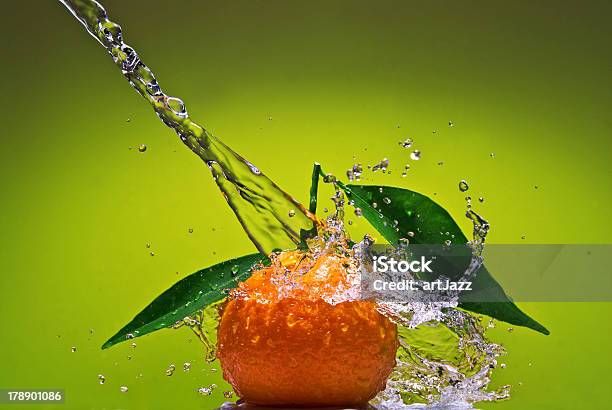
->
[216,250,399,407]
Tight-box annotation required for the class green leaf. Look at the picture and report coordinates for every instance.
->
[340,184,549,335]
[102,253,268,349]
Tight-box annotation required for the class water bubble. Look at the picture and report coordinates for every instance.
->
[410,150,421,161]
[71,346,77,353]
[288,210,296,218]
[120,386,128,393]
[459,180,469,192]
[138,144,147,152]
[383,197,391,205]
[165,364,176,376]
[223,391,234,398]
[399,138,413,148]
[183,362,191,372]
[98,374,106,385]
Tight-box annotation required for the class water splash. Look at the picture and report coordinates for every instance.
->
[60,2,509,407]
[59,0,319,255]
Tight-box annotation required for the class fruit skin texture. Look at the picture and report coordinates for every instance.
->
[216,251,399,407]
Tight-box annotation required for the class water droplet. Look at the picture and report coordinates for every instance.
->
[223,391,234,398]
[126,333,135,340]
[288,210,296,218]
[244,160,261,175]
[120,386,128,393]
[131,342,137,348]
[399,138,413,148]
[138,144,147,152]
[188,227,194,234]
[407,231,415,237]
[401,172,407,177]
[372,202,378,209]
[149,251,155,256]
[197,387,212,396]
[459,180,469,192]
[478,197,484,203]
[145,243,151,248]
[500,363,507,369]
[183,362,191,372]
[71,346,77,353]
[383,197,391,205]
[167,97,187,117]
[354,208,363,217]
[437,161,444,166]
[521,235,526,240]
[490,152,495,158]
[410,150,421,161]
[371,158,390,172]
[98,374,106,384]
[165,364,176,376]
[508,327,514,333]
[448,120,454,127]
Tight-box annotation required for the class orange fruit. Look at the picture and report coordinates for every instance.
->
[216,250,399,407]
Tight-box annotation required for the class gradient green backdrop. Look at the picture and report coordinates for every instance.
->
[1,0,611,409]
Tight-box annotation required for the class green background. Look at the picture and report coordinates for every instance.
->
[1,0,611,408]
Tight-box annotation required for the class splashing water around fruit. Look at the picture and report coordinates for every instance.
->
[59,1,548,408]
